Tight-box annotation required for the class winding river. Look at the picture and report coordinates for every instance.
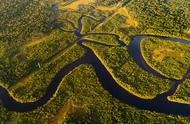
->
[1,13,190,116]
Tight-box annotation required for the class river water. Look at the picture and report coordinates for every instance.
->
[1,14,190,116]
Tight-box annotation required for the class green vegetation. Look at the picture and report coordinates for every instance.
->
[0,65,189,123]
[81,16,99,34]
[141,37,190,80]
[57,11,81,29]
[168,79,190,104]
[83,34,120,46]
[128,0,190,36]
[0,0,54,43]
[9,44,85,102]
[93,14,127,34]
[0,30,78,88]
[84,42,171,98]
[1,0,190,123]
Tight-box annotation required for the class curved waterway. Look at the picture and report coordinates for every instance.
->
[1,13,190,116]
[129,35,190,81]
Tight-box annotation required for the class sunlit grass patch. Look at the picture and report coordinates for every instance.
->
[59,0,95,10]
[141,37,190,80]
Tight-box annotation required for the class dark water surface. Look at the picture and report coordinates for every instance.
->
[1,14,190,116]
